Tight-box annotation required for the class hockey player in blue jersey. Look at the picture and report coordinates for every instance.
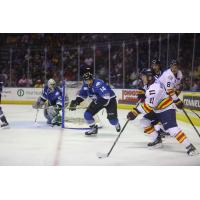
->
[0,80,9,128]
[33,79,64,126]
[69,67,121,136]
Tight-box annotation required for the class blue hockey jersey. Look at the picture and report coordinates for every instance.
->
[78,79,116,103]
[40,85,62,107]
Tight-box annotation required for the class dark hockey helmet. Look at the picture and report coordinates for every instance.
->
[82,72,93,81]
[169,59,180,67]
[140,68,154,77]
[139,68,155,84]
[151,58,161,65]
[80,65,94,81]
[80,65,93,75]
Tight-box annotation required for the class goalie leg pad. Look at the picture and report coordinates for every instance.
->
[44,106,59,123]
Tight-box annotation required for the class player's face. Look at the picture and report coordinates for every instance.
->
[151,64,160,72]
[171,65,179,75]
[141,74,148,85]
[86,79,93,87]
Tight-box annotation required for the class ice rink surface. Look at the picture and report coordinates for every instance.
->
[0,105,200,166]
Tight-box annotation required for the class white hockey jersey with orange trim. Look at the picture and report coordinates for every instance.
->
[158,68,183,101]
[137,80,176,114]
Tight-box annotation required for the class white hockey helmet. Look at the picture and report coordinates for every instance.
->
[47,79,56,90]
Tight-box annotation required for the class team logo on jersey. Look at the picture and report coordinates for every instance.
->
[96,82,101,87]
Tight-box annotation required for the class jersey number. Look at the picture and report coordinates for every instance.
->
[100,86,106,92]
[150,97,154,104]
[167,82,171,87]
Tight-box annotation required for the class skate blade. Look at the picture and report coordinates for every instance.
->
[85,133,98,137]
[148,143,163,149]
[188,150,199,156]
[1,125,10,129]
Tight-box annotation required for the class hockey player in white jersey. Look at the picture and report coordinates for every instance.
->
[159,59,183,109]
[127,68,197,156]
[138,59,167,137]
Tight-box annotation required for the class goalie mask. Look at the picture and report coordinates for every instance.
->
[47,79,56,91]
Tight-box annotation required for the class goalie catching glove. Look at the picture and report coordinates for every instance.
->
[127,108,140,120]
[69,97,84,111]
[174,98,184,109]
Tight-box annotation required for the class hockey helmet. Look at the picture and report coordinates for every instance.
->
[151,58,161,65]
[139,68,155,84]
[47,79,56,90]
[170,59,180,67]
[82,72,93,81]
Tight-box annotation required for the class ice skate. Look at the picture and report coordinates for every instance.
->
[186,144,199,156]
[85,125,98,136]
[1,122,9,129]
[148,135,162,148]
[115,123,121,132]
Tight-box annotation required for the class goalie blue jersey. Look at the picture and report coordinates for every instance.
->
[78,79,116,101]
[40,85,62,106]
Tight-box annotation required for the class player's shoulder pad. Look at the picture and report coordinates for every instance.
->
[146,82,159,96]
[94,79,104,88]
[82,83,89,90]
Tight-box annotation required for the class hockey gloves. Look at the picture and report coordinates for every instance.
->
[69,100,78,111]
[69,97,84,111]
[174,98,184,109]
[127,108,140,120]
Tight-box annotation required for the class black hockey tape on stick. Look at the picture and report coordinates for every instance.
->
[182,108,200,138]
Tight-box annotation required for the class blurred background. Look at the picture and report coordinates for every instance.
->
[0,33,199,91]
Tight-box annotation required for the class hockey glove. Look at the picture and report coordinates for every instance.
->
[69,97,84,111]
[137,88,146,102]
[127,108,140,120]
[69,100,78,111]
[174,98,184,109]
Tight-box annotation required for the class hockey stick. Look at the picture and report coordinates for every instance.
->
[97,100,141,159]
[34,109,39,123]
[97,119,130,159]
[182,108,200,138]
[190,109,200,119]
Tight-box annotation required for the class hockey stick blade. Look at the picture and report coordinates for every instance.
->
[96,152,108,159]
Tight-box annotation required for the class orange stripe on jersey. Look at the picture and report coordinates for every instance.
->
[175,131,187,143]
[142,103,153,113]
[156,97,173,110]
[144,126,155,134]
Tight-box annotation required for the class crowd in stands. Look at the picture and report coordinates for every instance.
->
[0,33,200,91]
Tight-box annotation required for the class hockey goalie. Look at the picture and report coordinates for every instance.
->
[32,79,68,126]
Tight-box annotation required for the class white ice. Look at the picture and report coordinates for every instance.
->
[0,105,200,166]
